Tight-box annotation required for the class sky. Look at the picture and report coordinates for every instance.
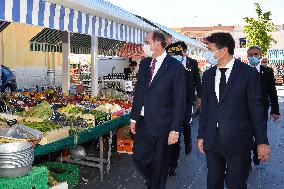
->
[106,0,284,28]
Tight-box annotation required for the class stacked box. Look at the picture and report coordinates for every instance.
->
[117,125,133,154]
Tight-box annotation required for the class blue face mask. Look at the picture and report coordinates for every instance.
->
[173,55,184,63]
[204,51,217,65]
[248,56,260,66]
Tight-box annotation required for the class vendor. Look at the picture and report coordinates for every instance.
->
[124,61,137,80]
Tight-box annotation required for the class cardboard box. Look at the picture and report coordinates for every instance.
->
[49,182,68,189]
[117,139,133,154]
[117,125,131,139]
[39,127,70,145]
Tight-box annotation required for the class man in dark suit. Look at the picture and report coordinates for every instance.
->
[166,41,201,176]
[247,46,280,165]
[130,30,186,189]
[197,32,270,189]
[124,61,137,80]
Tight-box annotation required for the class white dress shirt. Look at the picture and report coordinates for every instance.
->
[181,57,187,68]
[215,58,235,102]
[254,63,261,73]
[140,51,167,117]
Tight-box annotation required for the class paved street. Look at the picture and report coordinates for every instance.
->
[75,97,284,189]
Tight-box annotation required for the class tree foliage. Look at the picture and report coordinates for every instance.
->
[243,3,276,55]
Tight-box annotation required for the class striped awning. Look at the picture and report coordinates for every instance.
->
[29,28,126,55]
[268,49,284,64]
[0,0,153,44]
[116,43,144,58]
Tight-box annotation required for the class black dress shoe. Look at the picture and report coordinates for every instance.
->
[168,167,177,176]
[185,141,192,155]
[253,155,260,165]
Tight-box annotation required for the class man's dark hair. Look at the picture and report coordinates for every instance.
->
[129,61,137,67]
[205,32,235,55]
[247,46,262,53]
[152,30,167,48]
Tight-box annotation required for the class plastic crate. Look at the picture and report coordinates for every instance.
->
[0,166,49,189]
[40,162,79,189]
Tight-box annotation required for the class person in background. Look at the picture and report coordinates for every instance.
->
[124,61,137,80]
[261,57,276,76]
[247,46,280,165]
[130,30,186,189]
[261,57,269,67]
[166,41,200,176]
[164,32,173,48]
[198,32,270,189]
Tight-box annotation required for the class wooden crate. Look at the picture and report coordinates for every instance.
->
[39,127,70,145]
[117,139,133,154]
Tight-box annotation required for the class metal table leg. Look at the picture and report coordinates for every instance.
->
[64,131,114,181]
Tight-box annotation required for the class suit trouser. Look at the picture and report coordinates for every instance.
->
[252,107,269,162]
[206,131,251,189]
[132,117,170,189]
[168,104,192,169]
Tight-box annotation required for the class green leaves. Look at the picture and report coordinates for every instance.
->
[243,3,276,55]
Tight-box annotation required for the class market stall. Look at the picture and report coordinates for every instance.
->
[0,1,207,188]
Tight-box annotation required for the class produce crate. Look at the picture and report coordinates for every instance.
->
[117,125,131,139]
[40,162,79,189]
[39,127,70,145]
[117,139,133,154]
[0,166,49,189]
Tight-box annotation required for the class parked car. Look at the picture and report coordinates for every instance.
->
[0,65,17,92]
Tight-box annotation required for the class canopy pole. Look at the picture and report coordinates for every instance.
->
[91,35,99,96]
[62,31,70,95]
[0,32,3,66]
[47,51,56,86]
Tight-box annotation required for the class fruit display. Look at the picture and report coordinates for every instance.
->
[0,88,132,143]
[58,104,86,116]
[95,103,122,113]
[16,101,52,119]
[21,121,61,132]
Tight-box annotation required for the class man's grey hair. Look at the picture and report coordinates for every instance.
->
[247,46,262,53]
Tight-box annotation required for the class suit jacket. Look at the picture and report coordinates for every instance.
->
[185,57,202,102]
[130,55,186,137]
[198,59,268,154]
[259,65,279,115]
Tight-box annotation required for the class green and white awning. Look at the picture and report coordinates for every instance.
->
[29,28,126,55]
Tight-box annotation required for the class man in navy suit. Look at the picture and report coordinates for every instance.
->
[247,46,280,166]
[130,30,186,189]
[197,32,270,189]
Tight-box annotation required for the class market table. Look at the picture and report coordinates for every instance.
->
[34,114,130,180]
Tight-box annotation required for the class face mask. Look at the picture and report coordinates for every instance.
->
[143,44,154,57]
[173,55,184,63]
[204,51,217,65]
[204,49,223,65]
[248,56,260,66]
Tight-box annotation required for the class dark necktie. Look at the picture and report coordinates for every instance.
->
[219,68,228,100]
[148,59,157,86]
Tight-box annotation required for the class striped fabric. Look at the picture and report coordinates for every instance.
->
[116,43,144,58]
[0,0,148,44]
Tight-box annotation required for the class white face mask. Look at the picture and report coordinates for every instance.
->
[143,44,154,57]
[204,49,223,65]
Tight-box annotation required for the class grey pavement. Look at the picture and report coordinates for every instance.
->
[75,97,284,189]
